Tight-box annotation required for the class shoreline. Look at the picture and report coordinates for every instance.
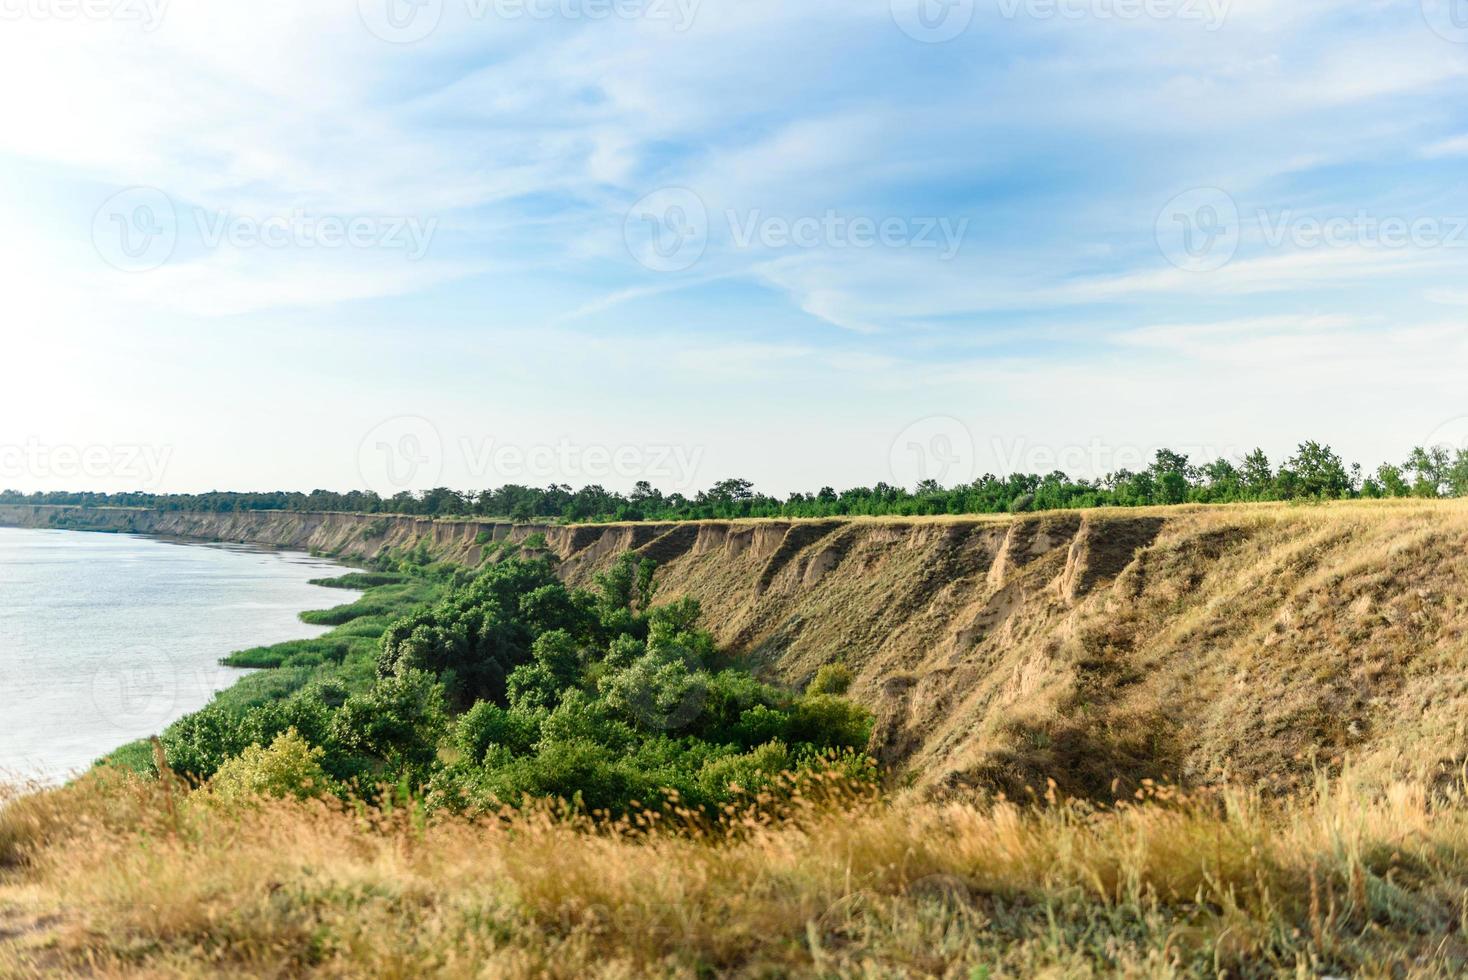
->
[0,527,360,784]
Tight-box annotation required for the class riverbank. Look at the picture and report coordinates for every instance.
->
[0,528,353,781]
[9,500,1468,792]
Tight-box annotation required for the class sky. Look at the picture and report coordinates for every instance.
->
[1,0,1466,497]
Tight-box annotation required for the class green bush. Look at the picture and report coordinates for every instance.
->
[807,663,854,696]
[453,702,541,763]
[152,552,875,818]
[209,729,334,805]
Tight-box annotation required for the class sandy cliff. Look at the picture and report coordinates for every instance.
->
[5,500,1466,794]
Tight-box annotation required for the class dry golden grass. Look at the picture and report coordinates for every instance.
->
[4,768,1468,978]
[8,500,1468,976]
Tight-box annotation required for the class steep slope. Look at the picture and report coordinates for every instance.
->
[5,500,1467,795]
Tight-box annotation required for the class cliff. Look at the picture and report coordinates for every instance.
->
[5,500,1467,794]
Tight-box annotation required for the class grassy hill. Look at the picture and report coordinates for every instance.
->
[6,499,1468,976]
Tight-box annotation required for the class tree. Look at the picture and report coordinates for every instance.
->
[708,478,754,503]
[331,670,449,784]
[1405,446,1451,498]
[1149,450,1194,505]
[1240,449,1273,498]
[1375,463,1410,498]
[1450,450,1468,497]
[1285,442,1351,499]
[1200,458,1242,500]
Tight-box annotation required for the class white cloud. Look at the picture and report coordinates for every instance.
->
[1423,135,1468,159]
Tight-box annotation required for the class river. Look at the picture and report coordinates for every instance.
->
[0,527,349,780]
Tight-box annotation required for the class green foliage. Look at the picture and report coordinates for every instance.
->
[1285,441,1352,499]
[331,670,449,784]
[19,437,1468,524]
[309,572,407,589]
[808,663,854,696]
[209,729,334,805]
[360,518,393,539]
[148,551,874,818]
[453,702,541,762]
[386,553,875,816]
[161,572,451,786]
[95,739,158,776]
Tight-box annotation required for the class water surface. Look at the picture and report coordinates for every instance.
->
[0,528,349,780]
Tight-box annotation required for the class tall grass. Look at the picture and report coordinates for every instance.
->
[3,771,1467,977]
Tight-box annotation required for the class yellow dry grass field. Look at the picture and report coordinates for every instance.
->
[4,767,1468,978]
[7,500,1468,977]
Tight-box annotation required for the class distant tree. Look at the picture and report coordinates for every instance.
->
[1375,464,1410,498]
[706,478,755,506]
[1149,450,1193,505]
[1200,458,1242,500]
[1450,450,1468,497]
[1285,442,1351,499]
[1405,446,1451,498]
[1240,449,1274,499]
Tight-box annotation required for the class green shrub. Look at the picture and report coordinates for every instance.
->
[309,572,406,589]
[209,729,334,805]
[453,702,541,762]
[150,553,876,818]
[695,740,791,799]
[807,663,854,696]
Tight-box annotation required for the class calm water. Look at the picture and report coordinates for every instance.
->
[0,528,350,780]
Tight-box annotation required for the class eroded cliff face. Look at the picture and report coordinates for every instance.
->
[6,501,1468,795]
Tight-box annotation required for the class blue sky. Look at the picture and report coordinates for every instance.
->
[1,0,1466,496]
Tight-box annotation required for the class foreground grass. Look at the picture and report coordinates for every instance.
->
[3,772,1467,978]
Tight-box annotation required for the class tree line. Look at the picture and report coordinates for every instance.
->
[5,441,1467,524]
